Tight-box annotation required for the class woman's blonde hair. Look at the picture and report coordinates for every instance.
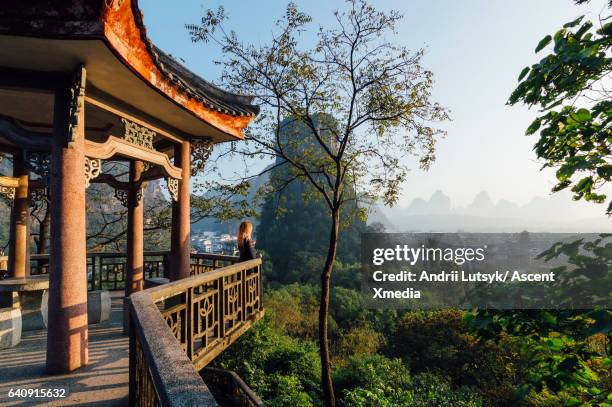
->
[237,220,253,248]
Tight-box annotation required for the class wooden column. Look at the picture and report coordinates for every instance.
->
[8,153,30,278]
[170,141,191,281]
[46,67,88,373]
[126,160,144,295]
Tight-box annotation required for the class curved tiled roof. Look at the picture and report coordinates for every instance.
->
[131,3,259,118]
[151,46,259,118]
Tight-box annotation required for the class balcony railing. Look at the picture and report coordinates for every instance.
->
[128,257,264,406]
[27,251,237,290]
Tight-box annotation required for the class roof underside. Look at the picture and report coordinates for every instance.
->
[0,0,259,142]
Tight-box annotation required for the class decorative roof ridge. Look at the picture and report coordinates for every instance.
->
[130,0,259,118]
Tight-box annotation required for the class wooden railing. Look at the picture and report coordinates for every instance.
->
[27,251,237,290]
[128,257,264,406]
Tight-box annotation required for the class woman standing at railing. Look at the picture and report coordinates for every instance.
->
[237,220,258,261]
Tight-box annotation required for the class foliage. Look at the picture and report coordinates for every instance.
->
[335,356,482,407]
[467,236,612,405]
[213,310,322,406]
[392,309,532,406]
[509,11,612,214]
[336,323,385,357]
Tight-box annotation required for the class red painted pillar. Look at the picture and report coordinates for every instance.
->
[170,141,191,281]
[8,152,30,278]
[125,160,144,295]
[46,68,88,373]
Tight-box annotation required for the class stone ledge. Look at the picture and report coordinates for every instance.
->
[0,307,21,349]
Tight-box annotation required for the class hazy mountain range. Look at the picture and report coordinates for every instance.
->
[369,190,610,233]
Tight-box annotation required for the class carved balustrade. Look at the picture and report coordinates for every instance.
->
[129,257,264,406]
[26,252,240,291]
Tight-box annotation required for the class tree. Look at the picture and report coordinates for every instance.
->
[468,4,612,404]
[186,1,449,404]
[258,159,366,285]
[508,2,612,215]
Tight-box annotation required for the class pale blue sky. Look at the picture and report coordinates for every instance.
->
[140,0,610,216]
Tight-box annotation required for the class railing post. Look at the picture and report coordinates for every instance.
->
[91,255,96,292]
[186,288,193,361]
[259,263,264,311]
[219,276,225,339]
[241,268,247,322]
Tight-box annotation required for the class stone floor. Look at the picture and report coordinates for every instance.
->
[0,292,129,406]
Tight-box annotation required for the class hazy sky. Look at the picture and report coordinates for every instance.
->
[140,0,610,218]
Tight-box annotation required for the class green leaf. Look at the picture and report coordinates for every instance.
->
[599,21,612,36]
[518,66,530,82]
[546,337,564,351]
[526,118,542,135]
[564,397,581,407]
[542,311,557,325]
[563,15,584,28]
[573,108,592,122]
[536,35,553,53]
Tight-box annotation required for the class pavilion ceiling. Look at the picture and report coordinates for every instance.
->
[0,0,259,142]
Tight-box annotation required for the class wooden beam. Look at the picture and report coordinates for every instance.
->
[0,67,69,92]
[0,114,52,151]
[84,136,182,179]
[0,175,19,188]
[85,87,188,144]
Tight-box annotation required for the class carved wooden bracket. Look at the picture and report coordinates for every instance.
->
[0,176,18,206]
[68,65,86,148]
[84,157,102,188]
[0,176,18,207]
[166,177,179,202]
[114,187,143,207]
[0,186,15,206]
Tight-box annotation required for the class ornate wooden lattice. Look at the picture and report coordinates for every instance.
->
[30,251,170,291]
[121,118,155,150]
[129,256,264,406]
[157,261,263,371]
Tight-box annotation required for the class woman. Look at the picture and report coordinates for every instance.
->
[237,220,258,261]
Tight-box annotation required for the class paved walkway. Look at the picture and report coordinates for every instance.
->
[0,292,129,406]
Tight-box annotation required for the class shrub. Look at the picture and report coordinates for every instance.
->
[213,313,322,405]
[265,374,314,407]
[337,324,385,357]
[392,309,530,406]
[335,355,482,407]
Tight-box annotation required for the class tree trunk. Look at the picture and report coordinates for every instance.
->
[319,208,339,407]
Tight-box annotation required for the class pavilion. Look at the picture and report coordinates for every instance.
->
[0,0,259,381]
